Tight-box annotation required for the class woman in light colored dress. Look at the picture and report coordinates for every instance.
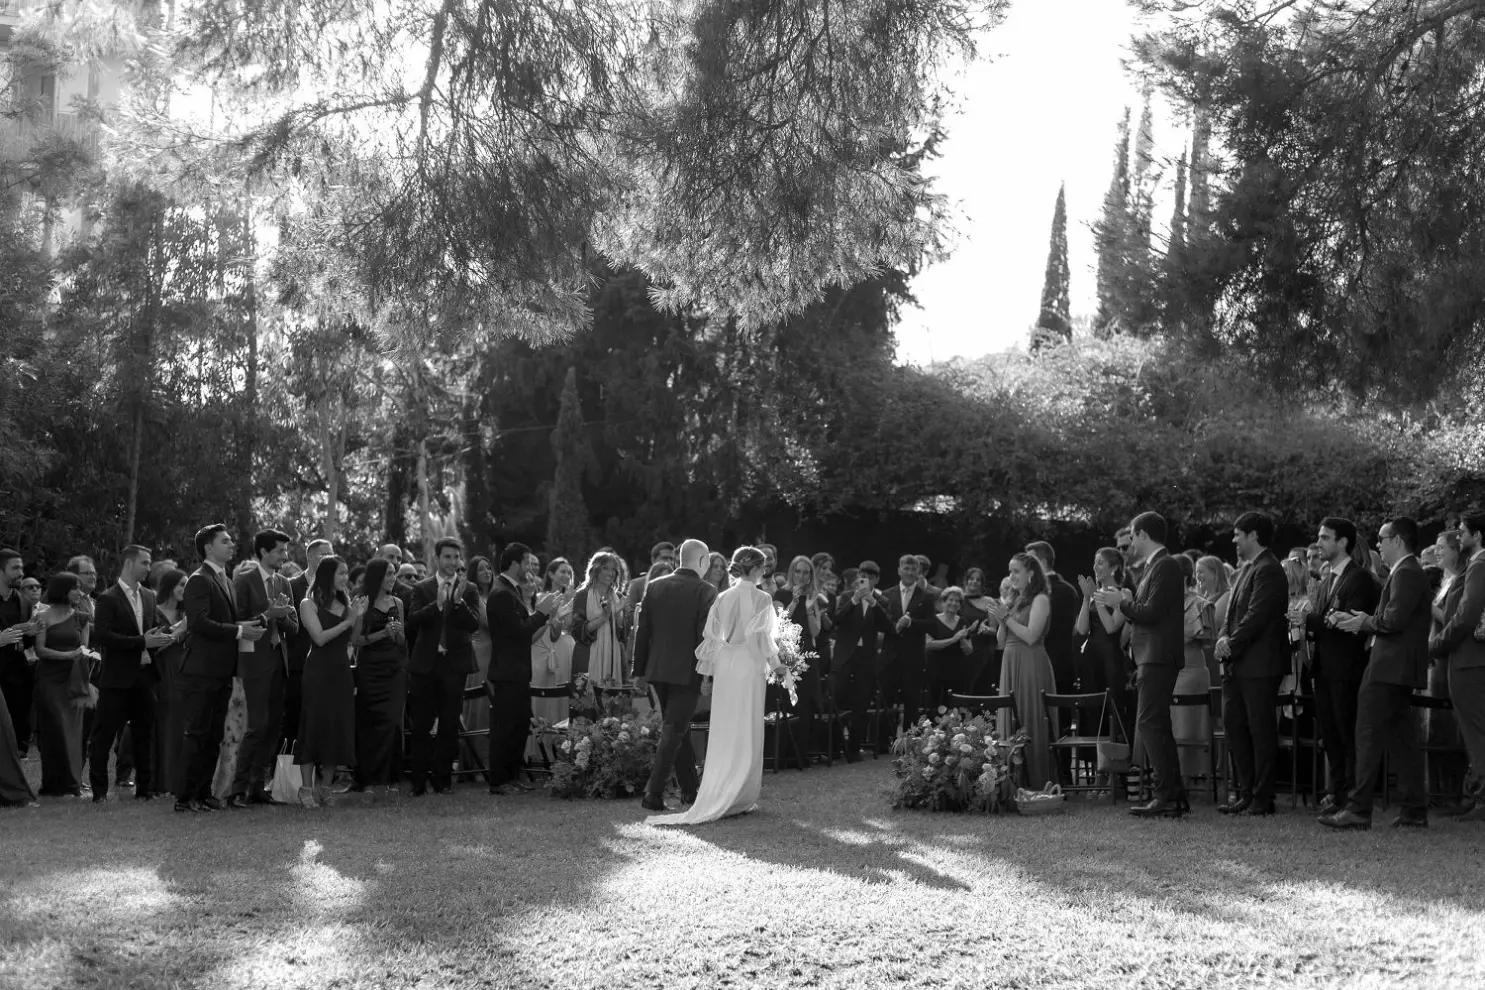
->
[1173,555,1213,780]
[464,556,495,734]
[983,553,1059,790]
[649,547,780,826]
[571,552,628,689]
[531,558,576,727]
[1425,531,1466,802]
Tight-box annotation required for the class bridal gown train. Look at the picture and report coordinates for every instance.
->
[648,579,778,826]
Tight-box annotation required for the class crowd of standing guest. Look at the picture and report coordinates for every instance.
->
[2,507,1482,831]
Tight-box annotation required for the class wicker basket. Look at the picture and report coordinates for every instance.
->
[1015,783,1065,816]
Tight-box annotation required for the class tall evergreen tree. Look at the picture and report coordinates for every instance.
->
[1167,145,1188,266]
[1093,108,1131,336]
[1032,182,1071,349]
[545,366,594,562]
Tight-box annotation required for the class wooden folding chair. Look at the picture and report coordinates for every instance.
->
[1042,691,1112,795]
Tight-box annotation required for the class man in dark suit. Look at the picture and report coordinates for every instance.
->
[487,541,558,794]
[283,538,332,757]
[1025,542,1080,694]
[0,548,36,760]
[1303,517,1380,814]
[1323,516,1433,830]
[626,541,676,622]
[176,524,266,812]
[632,539,717,812]
[406,537,484,795]
[879,554,938,737]
[1097,511,1186,818]
[1431,510,1485,821]
[88,546,173,802]
[228,529,299,806]
[1214,511,1290,816]
[831,560,891,762]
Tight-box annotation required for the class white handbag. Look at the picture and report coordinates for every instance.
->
[269,745,302,804]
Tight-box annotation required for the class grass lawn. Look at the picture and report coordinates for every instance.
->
[2,758,1482,990]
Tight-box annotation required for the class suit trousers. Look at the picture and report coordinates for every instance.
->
[0,663,33,758]
[646,681,701,802]
[1135,662,1183,803]
[487,679,532,787]
[1222,674,1283,806]
[1313,672,1362,805]
[230,665,285,797]
[877,657,928,738]
[1347,680,1426,817]
[176,672,233,801]
[1447,666,1485,797]
[408,664,466,790]
[831,658,876,760]
[88,680,155,799]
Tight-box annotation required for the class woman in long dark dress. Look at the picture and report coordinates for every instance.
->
[960,568,1000,695]
[150,569,190,797]
[925,587,974,709]
[32,572,89,797]
[296,556,364,808]
[351,558,407,796]
[773,555,825,770]
[0,682,38,807]
[1075,548,1132,741]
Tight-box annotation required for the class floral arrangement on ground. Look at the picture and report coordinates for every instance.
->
[889,708,1028,813]
[546,703,665,800]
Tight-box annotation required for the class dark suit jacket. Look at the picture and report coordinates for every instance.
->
[1119,549,1184,668]
[1304,560,1381,681]
[1433,550,1485,671]
[1222,549,1290,679]
[93,583,161,690]
[181,564,242,680]
[1360,554,1431,688]
[407,574,482,676]
[287,573,312,674]
[232,566,298,679]
[488,574,548,683]
[832,592,890,670]
[630,568,717,687]
[881,584,937,670]
[1044,574,1081,685]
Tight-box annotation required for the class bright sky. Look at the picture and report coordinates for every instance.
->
[895,0,1169,365]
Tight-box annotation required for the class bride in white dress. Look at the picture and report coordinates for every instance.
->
[648,547,781,826]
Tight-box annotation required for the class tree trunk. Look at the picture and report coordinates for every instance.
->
[417,439,433,566]
[238,205,260,531]
[319,394,341,542]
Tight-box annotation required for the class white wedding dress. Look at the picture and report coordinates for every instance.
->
[647,579,778,826]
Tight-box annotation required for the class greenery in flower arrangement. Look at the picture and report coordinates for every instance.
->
[890,708,1028,813]
[547,701,665,800]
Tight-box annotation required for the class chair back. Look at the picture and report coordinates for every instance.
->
[947,692,1018,730]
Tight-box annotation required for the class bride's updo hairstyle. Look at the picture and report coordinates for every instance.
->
[728,546,768,580]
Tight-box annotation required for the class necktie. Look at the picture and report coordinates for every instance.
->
[267,575,281,646]
[438,580,451,652]
[219,569,237,615]
[1317,573,1335,616]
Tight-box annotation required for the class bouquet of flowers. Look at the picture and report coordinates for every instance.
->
[767,607,816,706]
[547,702,665,799]
[889,707,1028,813]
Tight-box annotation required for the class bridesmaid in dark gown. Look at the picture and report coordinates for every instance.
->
[150,569,191,797]
[960,569,1001,696]
[32,572,88,797]
[0,683,38,807]
[351,559,408,795]
[1075,549,1133,742]
[296,556,364,807]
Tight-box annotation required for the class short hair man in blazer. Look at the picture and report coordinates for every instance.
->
[1323,517,1434,830]
[405,537,483,795]
[1214,511,1290,817]
[1431,511,1485,821]
[227,529,300,806]
[176,524,266,812]
[487,542,559,795]
[1096,511,1186,818]
[88,546,175,802]
[830,561,891,762]
[1304,517,1381,815]
[878,554,938,737]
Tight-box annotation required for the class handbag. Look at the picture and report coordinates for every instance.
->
[1095,691,1132,774]
[1474,607,1485,643]
[67,649,99,710]
[269,743,302,804]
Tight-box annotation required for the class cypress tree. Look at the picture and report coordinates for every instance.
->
[545,366,594,563]
[1093,107,1132,336]
[1032,182,1071,350]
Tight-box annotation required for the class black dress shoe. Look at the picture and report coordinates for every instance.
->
[1128,798,1184,819]
[1390,814,1428,829]
[640,795,675,813]
[1244,803,1276,817]
[248,790,277,805]
[200,796,225,812]
[409,786,427,797]
[135,792,161,802]
[174,799,203,813]
[92,793,108,804]
[1318,808,1371,830]
[1218,798,1252,815]
[489,784,514,796]
[434,786,454,795]
[1317,795,1341,815]
[226,794,251,810]
[116,773,135,788]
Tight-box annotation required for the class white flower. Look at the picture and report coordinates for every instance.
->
[945,755,959,766]
[561,741,572,753]
[617,732,631,743]
[982,762,994,773]
[951,733,966,746]
[928,752,942,764]
[921,743,934,755]
[922,767,935,779]
[959,743,973,754]
[640,727,651,737]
